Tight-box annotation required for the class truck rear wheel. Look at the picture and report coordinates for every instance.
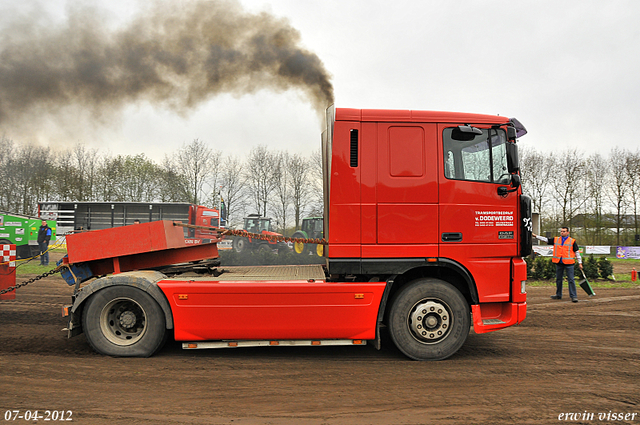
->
[82,286,167,357]
[389,278,470,361]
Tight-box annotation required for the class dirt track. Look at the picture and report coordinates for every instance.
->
[1,265,639,424]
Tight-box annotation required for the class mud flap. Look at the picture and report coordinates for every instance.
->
[63,306,83,338]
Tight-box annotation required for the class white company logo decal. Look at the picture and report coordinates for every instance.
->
[474,210,514,228]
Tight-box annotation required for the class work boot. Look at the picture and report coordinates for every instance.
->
[571,298,578,303]
[550,295,561,300]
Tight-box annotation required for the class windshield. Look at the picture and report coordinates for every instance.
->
[245,218,271,232]
[443,127,510,184]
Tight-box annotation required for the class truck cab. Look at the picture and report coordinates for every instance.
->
[323,107,530,357]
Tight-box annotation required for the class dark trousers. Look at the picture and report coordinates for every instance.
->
[39,241,49,265]
[555,262,577,299]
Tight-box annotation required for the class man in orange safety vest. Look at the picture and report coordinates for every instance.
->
[533,227,583,303]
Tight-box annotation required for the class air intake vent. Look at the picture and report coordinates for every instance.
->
[350,129,358,167]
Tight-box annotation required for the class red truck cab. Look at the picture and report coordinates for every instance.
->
[322,107,530,350]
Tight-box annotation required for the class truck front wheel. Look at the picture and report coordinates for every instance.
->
[389,278,470,361]
[82,286,167,357]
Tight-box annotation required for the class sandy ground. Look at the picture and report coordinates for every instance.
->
[1,257,639,424]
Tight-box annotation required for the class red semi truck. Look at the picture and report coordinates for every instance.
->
[61,107,531,360]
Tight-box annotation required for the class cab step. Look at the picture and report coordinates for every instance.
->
[183,339,366,349]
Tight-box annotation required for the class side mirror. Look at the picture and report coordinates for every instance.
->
[511,174,521,189]
[507,126,517,140]
[506,142,519,173]
[497,173,521,196]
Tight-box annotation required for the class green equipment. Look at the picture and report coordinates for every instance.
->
[292,217,324,256]
[578,269,596,297]
[0,211,57,259]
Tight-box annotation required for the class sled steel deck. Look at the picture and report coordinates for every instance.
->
[169,264,326,282]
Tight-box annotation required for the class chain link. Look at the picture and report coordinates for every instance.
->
[172,222,328,245]
[0,265,63,296]
[220,228,327,245]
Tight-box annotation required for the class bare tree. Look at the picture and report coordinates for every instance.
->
[519,147,553,225]
[96,155,126,201]
[171,139,217,205]
[271,151,291,232]
[625,149,640,243]
[122,154,164,202]
[608,147,629,245]
[584,153,609,244]
[288,153,310,229]
[72,144,99,201]
[549,149,586,228]
[50,143,99,203]
[11,143,54,215]
[0,136,19,212]
[307,148,324,217]
[159,159,189,202]
[52,148,79,202]
[245,145,278,217]
[218,155,246,227]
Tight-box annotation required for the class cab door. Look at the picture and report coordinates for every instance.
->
[369,124,439,258]
[438,124,518,302]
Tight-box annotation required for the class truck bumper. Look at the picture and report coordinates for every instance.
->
[471,302,527,334]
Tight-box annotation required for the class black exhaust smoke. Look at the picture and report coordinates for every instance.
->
[0,0,334,131]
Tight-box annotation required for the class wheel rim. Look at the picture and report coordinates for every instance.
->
[100,297,147,346]
[316,244,324,256]
[407,299,452,344]
[294,242,305,254]
[236,239,245,252]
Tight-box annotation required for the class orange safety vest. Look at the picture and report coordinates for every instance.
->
[552,236,576,264]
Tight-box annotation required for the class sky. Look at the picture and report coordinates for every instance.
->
[0,0,638,162]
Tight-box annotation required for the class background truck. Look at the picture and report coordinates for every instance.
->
[59,106,531,361]
[231,214,289,253]
[0,211,56,259]
[38,202,220,244]
[292,217,324,256]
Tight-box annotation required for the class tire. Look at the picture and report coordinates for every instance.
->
[257,243,272,252]
[82,286,167,357]
[292,231,307,255]
[277,242,290,253]
[233,238,247,253]
[389,278,470,361]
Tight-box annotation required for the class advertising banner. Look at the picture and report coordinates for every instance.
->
[532,246,553,257]
[534,245,611,257]
[585,246,611,255]
[615,246,640,259]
